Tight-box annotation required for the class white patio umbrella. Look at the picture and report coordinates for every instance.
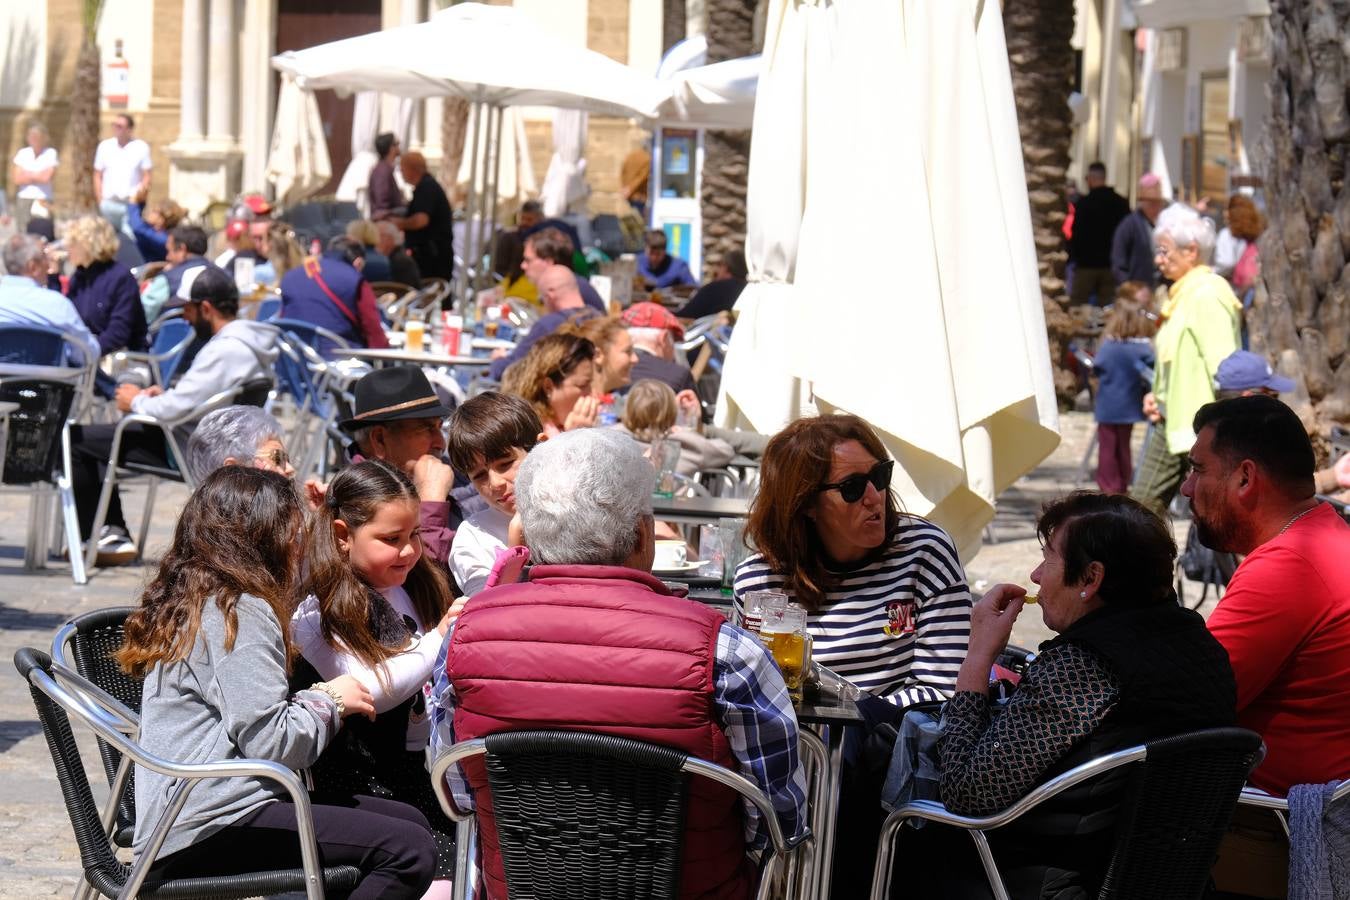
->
[717,0,1060,560]
[653,55,759,130]
[539,109,589,218]
[265,73,332,207]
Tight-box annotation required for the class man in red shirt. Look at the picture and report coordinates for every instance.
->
[1182,395,1350,795]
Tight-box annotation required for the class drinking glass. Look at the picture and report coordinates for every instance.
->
[650,438,680,498]
[719,518,751,596]
[404,319,425,352]
[761,604,808,700]
[740,589,787,634]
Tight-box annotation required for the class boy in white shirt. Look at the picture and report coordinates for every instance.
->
[445,392,546,595]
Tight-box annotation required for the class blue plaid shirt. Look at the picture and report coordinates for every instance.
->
[430,622,808,850]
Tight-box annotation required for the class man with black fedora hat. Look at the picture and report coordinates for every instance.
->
[341,365,482,565]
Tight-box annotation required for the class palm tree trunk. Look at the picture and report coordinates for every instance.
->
[699,0,757,281]
[1252,0,1350,435]
[439,96,470,193]
[1004,0,1079,401]
[663,0,687,55]
[69,36,102,213]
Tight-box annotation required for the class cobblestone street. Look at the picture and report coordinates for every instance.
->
[0,412,1209,896]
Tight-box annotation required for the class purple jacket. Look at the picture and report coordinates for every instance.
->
[67,259,148,355]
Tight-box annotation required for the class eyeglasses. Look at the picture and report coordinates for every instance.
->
[254,447,291,470]
[818,459,894,503]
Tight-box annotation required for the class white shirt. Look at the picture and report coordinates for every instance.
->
[1213,228,1248,279]
[93,137,151,201]
[291,585,444,750]
[449,505,512,597]
[12,146,58,201]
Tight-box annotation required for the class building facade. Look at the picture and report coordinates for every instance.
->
[0,0,674,217]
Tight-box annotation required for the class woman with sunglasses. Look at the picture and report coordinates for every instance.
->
[735,414,971,706]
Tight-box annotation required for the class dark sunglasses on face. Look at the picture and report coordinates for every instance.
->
[819,458,894,503]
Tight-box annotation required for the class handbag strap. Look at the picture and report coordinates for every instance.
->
[303,257,360,328]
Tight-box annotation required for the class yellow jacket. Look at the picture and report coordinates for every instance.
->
[1153,265,1241,454]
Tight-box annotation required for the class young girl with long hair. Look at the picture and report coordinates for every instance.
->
[117,466,436,899]
[292,458,462,894]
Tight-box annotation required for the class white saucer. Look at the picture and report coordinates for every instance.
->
[652,561,706,575]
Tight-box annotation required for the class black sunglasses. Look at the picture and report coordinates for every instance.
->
[819,459,894,503]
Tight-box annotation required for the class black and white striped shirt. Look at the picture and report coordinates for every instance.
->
[733,517,971,707]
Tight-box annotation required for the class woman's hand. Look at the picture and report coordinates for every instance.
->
[563,395,599,431]
[1142,392,1162,423]
[438,596,469,635]
[327,674,376,721]
[954,584,1026,694]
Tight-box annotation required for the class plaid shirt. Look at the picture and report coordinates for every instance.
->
[430,622,808,850]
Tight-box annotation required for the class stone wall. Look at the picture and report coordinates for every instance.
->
[0,0,180,216]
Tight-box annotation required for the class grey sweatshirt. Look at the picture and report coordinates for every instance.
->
[129,318,280,422]
[133,593,339,861]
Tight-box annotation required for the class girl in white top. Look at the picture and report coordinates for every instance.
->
[446,391,547,596]
[11,123,58,228]
[292,459,462,896]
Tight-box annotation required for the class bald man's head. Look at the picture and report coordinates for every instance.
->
[399,150,428,182]
[537,264,583,312]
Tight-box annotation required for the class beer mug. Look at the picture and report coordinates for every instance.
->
[761,604,808,700]
[404,319,425,352]
[740,589,787,634]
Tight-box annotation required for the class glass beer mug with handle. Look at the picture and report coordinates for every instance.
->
[761,603,809,701]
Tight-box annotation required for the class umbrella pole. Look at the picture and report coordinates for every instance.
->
[482,105,505,293]
[459,96,483,315]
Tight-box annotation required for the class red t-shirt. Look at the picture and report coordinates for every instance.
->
[1207,503,1350,794]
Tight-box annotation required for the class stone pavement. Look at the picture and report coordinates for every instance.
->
[0,412,1213,897]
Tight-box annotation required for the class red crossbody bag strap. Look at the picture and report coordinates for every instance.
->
[303,257,361,327]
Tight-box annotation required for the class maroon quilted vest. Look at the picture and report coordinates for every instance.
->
[448,564,753,900]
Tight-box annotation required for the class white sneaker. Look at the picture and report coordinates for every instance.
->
[94,527,137,567]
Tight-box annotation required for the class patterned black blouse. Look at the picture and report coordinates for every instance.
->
[939,643,1121,816]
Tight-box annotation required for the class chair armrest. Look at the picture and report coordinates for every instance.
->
[430,740,484,822]
[884,742,1148,833]
[38,660,326,900]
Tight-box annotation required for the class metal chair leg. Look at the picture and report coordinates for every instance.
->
[135,477,158,561]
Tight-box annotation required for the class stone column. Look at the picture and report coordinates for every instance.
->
[179,0,206,141]
[206,0,237,143]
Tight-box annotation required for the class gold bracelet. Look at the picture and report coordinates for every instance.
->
[309,681,345,718]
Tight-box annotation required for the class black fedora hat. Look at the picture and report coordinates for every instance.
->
[339,366,453,431]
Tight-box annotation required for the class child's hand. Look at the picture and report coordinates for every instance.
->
[303,478,328,512]
[328,675,376,721]
[438,596,469,635]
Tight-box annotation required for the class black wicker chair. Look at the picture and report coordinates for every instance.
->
[52,607,141,850]
[869,727,1263,900]
[431,729,805,900]
[14,647,361,900]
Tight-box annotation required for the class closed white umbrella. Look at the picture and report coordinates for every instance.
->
[539,109,589,217]
[717,0,1060,559]
[265,73,332,207]
[455,106,538,221]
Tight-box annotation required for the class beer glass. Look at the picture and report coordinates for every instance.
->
[404,319,425,352]
[761,604,808,700]
[740,589,787,634]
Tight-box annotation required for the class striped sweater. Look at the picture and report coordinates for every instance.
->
[733,517,971,707]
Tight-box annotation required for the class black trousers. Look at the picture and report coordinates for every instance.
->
[150,793,437,900]
[69,422,170,540]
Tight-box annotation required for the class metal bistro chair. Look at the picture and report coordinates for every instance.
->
[431,730,805,900]
[15,647,360,900]
[115,314,196,389]
[82,380,269,574]
[270,317,354,362]
[52,607,141,850]
[1237,779,1350,840]
[869,727,1263,900]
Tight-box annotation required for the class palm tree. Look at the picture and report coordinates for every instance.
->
[1250,0,1350,429]
[698,0,757,281]
[69,0,106,213]
[1003,0,1079,401]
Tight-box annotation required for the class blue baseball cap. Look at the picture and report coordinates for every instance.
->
[1214,351,1295,394]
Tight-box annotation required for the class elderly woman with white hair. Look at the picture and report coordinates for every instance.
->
[185,405,294,484]
[1128,209,1242,518]
[430,428,808,900]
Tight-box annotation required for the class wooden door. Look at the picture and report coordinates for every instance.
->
[274,0,383,197]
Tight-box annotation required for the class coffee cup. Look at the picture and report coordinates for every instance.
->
[653,539,687,570]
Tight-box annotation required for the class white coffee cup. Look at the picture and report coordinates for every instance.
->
[653,540,687,569]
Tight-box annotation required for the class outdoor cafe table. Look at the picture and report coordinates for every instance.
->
[649,494,749,528]
[340,348,494,370]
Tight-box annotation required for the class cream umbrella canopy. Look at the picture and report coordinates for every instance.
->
[265,73,332,207]
[717,0,1060,560]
